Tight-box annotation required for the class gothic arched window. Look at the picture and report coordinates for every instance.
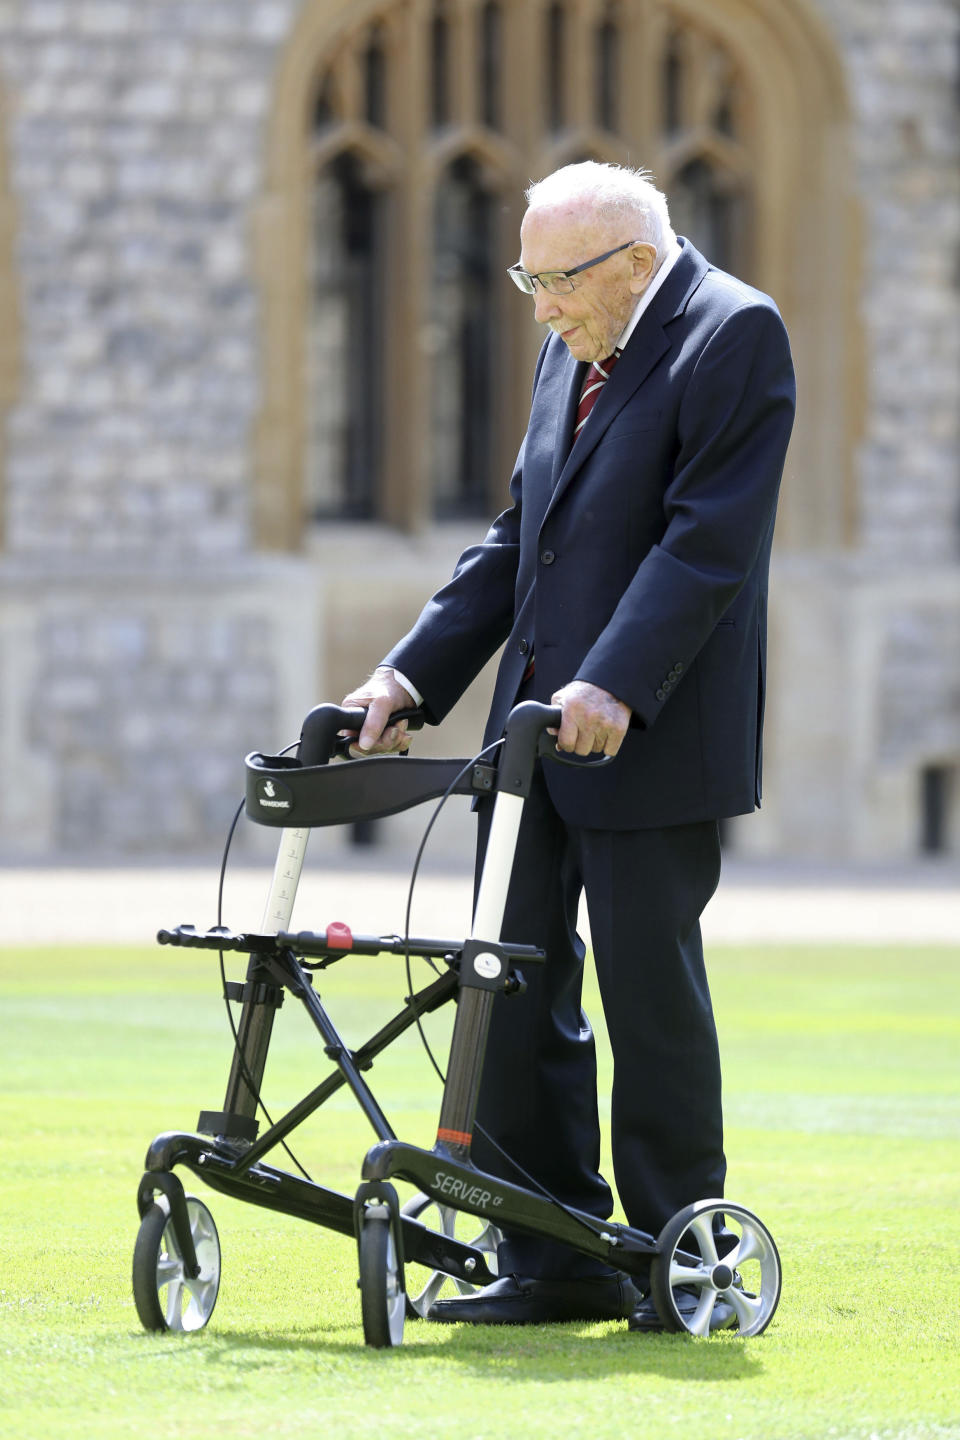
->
[546,3,568,134]
[479,2,503,131]
[595,3,620,133]
[364,23,388,130]
[306,152,386,520]
[431,1,451,130]
[303,9,517,526]
[431,156,497,518]
[260,0,853,549]
[670,156,747,274]
[658,23,753,277]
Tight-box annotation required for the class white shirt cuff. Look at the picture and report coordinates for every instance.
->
[376,666,423,708]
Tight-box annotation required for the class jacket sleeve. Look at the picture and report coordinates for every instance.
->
[574,300,796,727]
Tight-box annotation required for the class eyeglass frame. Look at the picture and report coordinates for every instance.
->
[506,238,642,296]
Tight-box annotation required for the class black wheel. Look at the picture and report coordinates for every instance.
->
[359,1205,406,1348]
[649,1198,781,1337]
[400,1192,502,1318]
[132,1194,221,1333]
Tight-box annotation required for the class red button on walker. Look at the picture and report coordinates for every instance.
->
[324,922,353,950]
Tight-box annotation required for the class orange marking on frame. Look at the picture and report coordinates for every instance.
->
[436,1127,473,1147]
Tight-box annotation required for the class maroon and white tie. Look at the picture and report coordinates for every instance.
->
[572,348,621,442]
[520,349,622,687]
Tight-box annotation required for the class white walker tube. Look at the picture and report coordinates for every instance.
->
[260,827,310,933]
[471,791,525,943]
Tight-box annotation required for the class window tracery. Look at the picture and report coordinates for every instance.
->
[298,2,758,527]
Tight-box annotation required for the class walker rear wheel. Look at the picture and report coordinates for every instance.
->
[358,1205,406,1348]
[400,1192,502,1317]
[650,1199,781,1337]
[132,1194,221,1333]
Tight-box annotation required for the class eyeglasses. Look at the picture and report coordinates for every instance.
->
[507,238,640,296]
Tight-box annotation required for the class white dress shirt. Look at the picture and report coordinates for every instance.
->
[615,238,682,353]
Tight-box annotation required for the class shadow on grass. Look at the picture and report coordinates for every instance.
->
[195,1322,764,1383]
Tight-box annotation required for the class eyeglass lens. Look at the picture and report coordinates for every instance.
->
[509,268,574,296]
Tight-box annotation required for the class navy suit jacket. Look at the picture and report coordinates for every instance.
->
[385,239,796,828]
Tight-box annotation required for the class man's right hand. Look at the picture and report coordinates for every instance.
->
[340,669,416,756]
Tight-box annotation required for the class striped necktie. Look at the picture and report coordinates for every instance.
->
[572,348,621,442]
[519,348,622,688]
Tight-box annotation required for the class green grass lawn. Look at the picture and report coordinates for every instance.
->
[1,935,958,1439]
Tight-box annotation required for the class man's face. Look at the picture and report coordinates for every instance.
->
[518,204,656,363]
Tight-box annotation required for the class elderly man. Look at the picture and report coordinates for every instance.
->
[342,161,795,1330]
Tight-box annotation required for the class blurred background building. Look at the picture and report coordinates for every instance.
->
[0,0,957,864]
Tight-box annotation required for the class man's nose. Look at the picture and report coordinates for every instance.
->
[533,283,562,324]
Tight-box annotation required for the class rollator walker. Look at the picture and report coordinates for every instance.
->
[132,700,782,1346]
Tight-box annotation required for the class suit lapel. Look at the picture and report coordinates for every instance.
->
[539,239,710,528]
[551,351,586,488]
[522,343,584,521]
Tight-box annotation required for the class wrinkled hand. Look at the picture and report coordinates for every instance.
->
[550,681,631,757]
[340,669,416,757]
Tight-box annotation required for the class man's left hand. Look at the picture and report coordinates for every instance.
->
[550,681,631,757]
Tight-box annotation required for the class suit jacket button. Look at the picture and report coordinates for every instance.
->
[667,669,679,683]
[540,549,555,565]
[675,661,684,673]
[518,638,529,656]
[656,687,665,701]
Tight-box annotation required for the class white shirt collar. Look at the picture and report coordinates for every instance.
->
[616,239,683,353]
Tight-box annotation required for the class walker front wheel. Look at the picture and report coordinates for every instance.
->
[400,1192,502,1317]
[650,1199,781,1337]
[358,1205,406,1348]
[132,1193,221,1333]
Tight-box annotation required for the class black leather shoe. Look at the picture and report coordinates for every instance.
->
[628,1285,736,1334]
[427,1272,640,1325]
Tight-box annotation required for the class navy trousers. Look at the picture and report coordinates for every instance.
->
[470,761,726,1280]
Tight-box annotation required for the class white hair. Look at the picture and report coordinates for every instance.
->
[524,161,676,263]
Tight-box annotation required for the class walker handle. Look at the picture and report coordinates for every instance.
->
[298,704,425,768]
[537,732,615,768]
[497,700,612,798]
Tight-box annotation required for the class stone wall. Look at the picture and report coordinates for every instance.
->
[0,0,956,863]
[0,2,306,860]
[0,556,323,860]
[0,0,298,556]
[817,0,960,567]
[809,0,959,854]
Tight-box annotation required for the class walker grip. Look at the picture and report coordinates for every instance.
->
[298,704,425,767]
[496,701,611,795]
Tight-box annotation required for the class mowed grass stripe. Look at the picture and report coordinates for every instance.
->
[0,942,958,1440]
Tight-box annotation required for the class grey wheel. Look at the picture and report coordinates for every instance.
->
[400,1192,502,1318]
[132,1194,221,1333]
[359,1205,406,1348]
[650,1199,781,1338]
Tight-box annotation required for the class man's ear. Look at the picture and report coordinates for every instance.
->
[628,243,658,295]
